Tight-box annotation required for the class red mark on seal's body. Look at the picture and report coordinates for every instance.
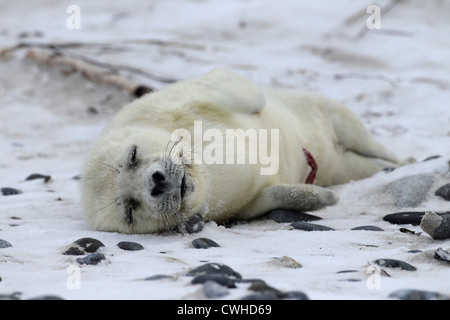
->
[302,148,318,184]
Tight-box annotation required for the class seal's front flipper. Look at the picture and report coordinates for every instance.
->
[178,213,205,234]
[236,184,339,220]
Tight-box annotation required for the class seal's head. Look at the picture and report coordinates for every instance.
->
[81,131,207,234]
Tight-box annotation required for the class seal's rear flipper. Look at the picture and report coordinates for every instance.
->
[325,101,398,163]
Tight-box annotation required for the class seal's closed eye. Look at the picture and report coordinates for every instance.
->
[128,145,138,168]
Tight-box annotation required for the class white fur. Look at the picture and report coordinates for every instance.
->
[81,69,408,233]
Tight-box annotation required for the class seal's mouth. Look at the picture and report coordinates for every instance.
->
[180,173,187,200]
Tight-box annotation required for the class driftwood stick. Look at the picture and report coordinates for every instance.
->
[25,49,153,97]
[334,72,397,87]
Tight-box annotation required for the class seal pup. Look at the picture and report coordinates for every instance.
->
[81,69,409,234]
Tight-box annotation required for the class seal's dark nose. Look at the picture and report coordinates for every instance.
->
[150,170,168,197]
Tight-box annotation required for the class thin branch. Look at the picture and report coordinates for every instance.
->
[25,49,154,97]
[334,72,397,87]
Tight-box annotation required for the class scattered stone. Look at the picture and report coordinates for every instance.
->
[291,221,334,231]
[203,281,229,298]
[63,237,105,255]
[76,253,106,265]
[117,241,144,251]
[420,211,450,240]
[351,225,384,231]
[235,278,267,286]
[63,247,84,256]
[186,263,242,279]
[144,274,172,281]
[435,183,450,201]
[271,256,302,269]
[192,238,220,249]
[1,187,22,196]
[0,292,21,300]
[241,291,279,300]
[28,295,64,300]
[25,173,51,183]
[242,281,308,300]
[337,270,358,274]
[281,291,309,300]
[267,209,321,223]
[181,214,204,234]
[338,278,361,282]
[247,281,283,297]
[407,250,422,254]
[372,259,416,271]
[383,212,425,226]
[191,274,236,288]
[434,247,450,263]
[0,239,12,248]
[389,173,435,208]
[389,289,449,300]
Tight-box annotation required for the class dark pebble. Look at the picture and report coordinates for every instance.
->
[144,274,172,281]
[181,213,205,234]
[186,263,242,279]
[338,278,361,282]
[0,292,21,300]
[235,278,267,286]
[435,183,450,201]
[383,212,425,226]
[63,247,84,256]
[247,281,283,297]
[64,237,105,255]
[351,225,384,231]
[281,291,309,300]
[291,221,334,231]
[117,241,144,251]
[0,239,12,248]
[75,237,105,252]
[389,289,449,300]
[408,250,422,253]
[76,253,106,265]
[372,259,417,271]
[1,187,22,196]
[25,173,51,183]
[434,247,450,263]
[267,209,321,223]
[243,282,309,300]
[241,291,279,300]
[337,270,358,274]
[203,281,229,298]
[192,238,220,249]
[28,295,64,300]
[191,274,236,288]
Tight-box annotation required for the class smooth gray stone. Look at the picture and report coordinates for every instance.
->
[390,174,434,207]
[291,222,334,231]
[372,259,416,271]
